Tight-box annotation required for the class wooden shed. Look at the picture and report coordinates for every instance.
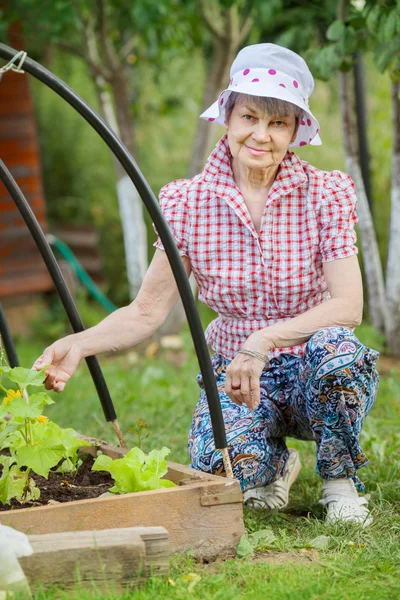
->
[0,27,54,334]
[0,28,52,303]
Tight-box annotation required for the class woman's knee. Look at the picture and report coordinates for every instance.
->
[306,326,362,360]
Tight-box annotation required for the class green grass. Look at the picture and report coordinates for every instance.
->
[12,322,400,599]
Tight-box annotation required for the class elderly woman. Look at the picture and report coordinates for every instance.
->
[34,44,379,525]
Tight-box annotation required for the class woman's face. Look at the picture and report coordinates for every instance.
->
[226,99,297,171]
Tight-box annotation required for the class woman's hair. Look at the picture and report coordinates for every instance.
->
[224,92,304,133]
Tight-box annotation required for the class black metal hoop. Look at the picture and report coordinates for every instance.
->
[0,44,228,451]
[0,302,19,367]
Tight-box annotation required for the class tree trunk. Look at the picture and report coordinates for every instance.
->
[338,70,387,333]
[187,2,252,178]
[187,37,236,177]
[385,81,400,354]
[93,74,148,301]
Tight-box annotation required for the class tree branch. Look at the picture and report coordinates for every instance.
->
[199,0,225,41]
[96,0,121,71]
[54,40,85,60]
[81,11,112,81]
[337,0,347,21]
[119,36,139,61]
[239,15,253,45]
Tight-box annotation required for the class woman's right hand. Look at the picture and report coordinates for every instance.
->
[33,336,83,392]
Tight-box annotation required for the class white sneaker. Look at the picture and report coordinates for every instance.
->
[243,449,302,511]
[319,479,372,526]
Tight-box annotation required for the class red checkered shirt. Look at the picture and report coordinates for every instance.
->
[155,135,358,360]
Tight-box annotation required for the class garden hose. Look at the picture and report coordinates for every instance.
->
[46,234,117,314]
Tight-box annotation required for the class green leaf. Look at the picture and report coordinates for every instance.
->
[0,421,19,447]
[0,463,25,504]
[159,479,176,488]
[30,392,55,406]
[236,535,254,558]
[92,446,176,494]
[366,3,385,35]
[248,528,277,548]
[307,535,330,550]
[56,457,77,474]
[59,428,91,459]
[383,12,397,43]
[326,20,345,42]
[125,447,146,467]
[6,367,47,390]
[16,444,65,478]
[92,453,114,473]
[0,455,15,468]
[4,390,54,420]
[375,34,400,72]
[145,447,170,479]
[340,27,358,55]
[307,45,342,81]
[0,426,26,452]
[5,396,43,419]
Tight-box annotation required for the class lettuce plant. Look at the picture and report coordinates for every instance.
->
[92,446,176,493]
[0,365,90,505]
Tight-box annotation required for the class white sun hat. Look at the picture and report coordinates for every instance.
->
[200,43,322,148]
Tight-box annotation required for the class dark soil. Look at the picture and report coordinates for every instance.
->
[0,453,113,512]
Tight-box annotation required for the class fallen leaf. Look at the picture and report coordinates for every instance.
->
[61,480,76,488]
[307,535,330,550]
[167,577,176,587]
[145,342,160,358]
[248,528,277,548]
[182,573,200,582]
[183,573,202,592]
[160,335,184,350]
[236,534,254,558]
[126,351,139,366]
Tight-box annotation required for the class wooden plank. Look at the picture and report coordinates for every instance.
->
[19,527,162,593]
[2,478,244,558]
[24,526,169,578]
[2,440,245,559]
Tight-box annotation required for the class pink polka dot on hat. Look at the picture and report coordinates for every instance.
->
[200,43,321,148]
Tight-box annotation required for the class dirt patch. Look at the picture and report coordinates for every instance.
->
[201,549,319,571]
[0,454,113,512]
[253,549,320,564]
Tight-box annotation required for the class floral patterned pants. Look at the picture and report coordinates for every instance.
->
[188,327,379,492]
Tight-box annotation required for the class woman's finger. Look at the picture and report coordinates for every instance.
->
[225,372,243,405]
[33,347,55,371]
[250,376,261,408]
[238,377,253,411]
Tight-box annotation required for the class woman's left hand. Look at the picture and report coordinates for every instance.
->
[225,331,272,412]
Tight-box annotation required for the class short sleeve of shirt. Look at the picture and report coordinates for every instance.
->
[318,170,358,262]
[153,179,190,256]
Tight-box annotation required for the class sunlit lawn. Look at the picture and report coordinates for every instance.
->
[13,321,400,600]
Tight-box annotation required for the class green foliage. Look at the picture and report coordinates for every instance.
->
[0,365,91,505]
[326,19,346,42]
[28,290,112,344]
[92,446,176,494]
[364,0,400,77]
[236,528,278,558]
[11,335,400,599]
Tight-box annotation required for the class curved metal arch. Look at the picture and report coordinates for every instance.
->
[0,160,117,423]
[0,44,228,453]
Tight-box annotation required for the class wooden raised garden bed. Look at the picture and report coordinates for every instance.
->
[2,437,245,560]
